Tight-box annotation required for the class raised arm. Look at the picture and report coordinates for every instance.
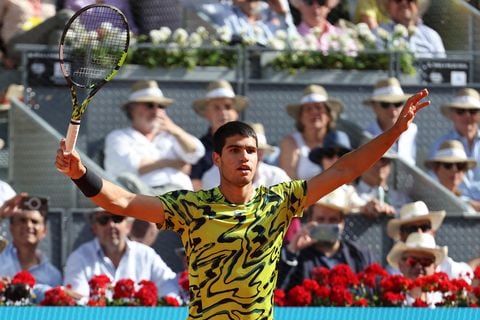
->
[305,88,430,207]
[55,139,166,224]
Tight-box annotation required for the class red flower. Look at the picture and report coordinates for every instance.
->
[87,298,107,306]
[474,266,480,280]
[134,280,158,306]
[88,274,112,297]
[301,279,320,292]
[353,298,369,307]
[287,285,312,306]
[412,298,429,307]
[163,295,181,306]
[0,281,5,293]
[113,278,135,300]
[358,263,388,288]
[328,264,359,288]
[178,271,189,291]
[329,286,353,306]
[273,289,286,306]
[40,287,76,306]
[381,291,405,306]
[11,271,36,287]
[380,274,412,293]
[311,267,330,285]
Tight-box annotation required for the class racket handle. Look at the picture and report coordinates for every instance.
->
[65,121,81,153]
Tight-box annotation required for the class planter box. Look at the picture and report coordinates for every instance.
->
[116,65,238,82]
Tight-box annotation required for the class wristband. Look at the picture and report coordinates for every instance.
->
[71,168,103,197]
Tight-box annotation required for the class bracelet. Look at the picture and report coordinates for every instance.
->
[71,168,103,197]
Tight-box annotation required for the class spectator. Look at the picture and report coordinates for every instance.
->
[277,187,376,290]
[308,130,367,214]
[355,148,412,217]
[279,84,345,180]
[0,0,73,68]
[292,0,357,53]
[386,232,446,306]
[104,80,205,194]
[375,0,445,58]
[63,208,179,299]
[363,77,417,165]
[354,0,389,29]
[425,140,480,211]
[430,88,480,198]
[190,79,248,191]
[63,0,138,35]
[0,171,17,252]
[201,122,290,189]
[129,0,182,36]
[386,200,473,282]
[0,196,62,303]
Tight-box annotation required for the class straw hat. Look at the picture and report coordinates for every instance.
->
[309,131,351,164]
[386,232,446,270]
[387,201,446,240]
[424,140,476,170]
[286,85,344,120]
[192,80,248,116]
[440,88,480,118]
[377,0,431,17]
[247,122,275,154]
[122,80,174,109]
[315,187,351,213]
[363,77,411,106]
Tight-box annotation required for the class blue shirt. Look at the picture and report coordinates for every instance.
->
[0,244,62,303]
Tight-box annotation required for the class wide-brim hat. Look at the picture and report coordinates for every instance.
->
[424,140,477,170]
[387,201,446,240]
[363,77,412,106]
[315,187,351,213]
[440,88,480,118]
[122,80,174,109]
[387,232,446,270]
[377,0,431,17]
[192,80,248,116]
[309,131,352,164]
[286,85,344,120]
[247,122,275,154]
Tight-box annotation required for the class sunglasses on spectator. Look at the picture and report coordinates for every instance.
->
[439,162,468,171]
[400,223,432,234]
[452,108,480,116]
[379,101,403,109]
[403,256,435,268]
[303,0,328,6]
[145,102,166,109]
[323,148,348,159]
[95,214,126,225]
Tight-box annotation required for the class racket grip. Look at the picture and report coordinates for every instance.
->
[65,121,81,153]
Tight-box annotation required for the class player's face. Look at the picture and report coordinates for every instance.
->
[10,210,47,247]
[214,135,258,187]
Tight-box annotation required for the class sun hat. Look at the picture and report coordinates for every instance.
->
[122,80,174,109]
[247,122,275,154]
[286,85,344,120]
[315,187,351,213]
[363,77,412,106]
[387,201,446,240]
[192,80,248,116]
[386,232,446,270]
[440,88,480,118]
[424,140,476,170]
[377,0,431,17]
[309,131,352,164]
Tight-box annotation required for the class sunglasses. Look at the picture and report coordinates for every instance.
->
[452,108,480,116]
[379,101,403,109]
[145,102,166,109]
[400,223,432,234]
[323,148,348,159]
[95,214,126,226]
[302,0,328,6]
[403,256,435,268]
[439,162,468,171]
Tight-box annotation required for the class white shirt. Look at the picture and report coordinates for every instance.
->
[202,161,291,190]
[290,131,322,180]
[64,238,179,298]
[104,127,205,190]
[0,180,16,205]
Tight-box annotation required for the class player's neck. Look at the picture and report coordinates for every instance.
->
[219,183,254,204]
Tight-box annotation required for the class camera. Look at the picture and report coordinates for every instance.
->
[308,224,341,243]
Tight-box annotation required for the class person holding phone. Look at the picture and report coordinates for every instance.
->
[277,187,375,291]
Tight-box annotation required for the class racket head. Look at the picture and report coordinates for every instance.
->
[59,4,130,89]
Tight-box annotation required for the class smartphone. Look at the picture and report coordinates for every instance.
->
[308,224,340,243]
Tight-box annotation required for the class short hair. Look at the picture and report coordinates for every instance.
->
[10,196,49,223]
[213,121,257,154]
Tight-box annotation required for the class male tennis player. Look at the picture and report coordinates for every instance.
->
[53,89,430,319]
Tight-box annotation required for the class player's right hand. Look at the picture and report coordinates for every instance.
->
[55,139,86,179]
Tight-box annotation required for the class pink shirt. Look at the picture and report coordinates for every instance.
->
[297,21,357,54]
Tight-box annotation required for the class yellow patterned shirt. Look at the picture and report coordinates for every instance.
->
[158,180,307,320]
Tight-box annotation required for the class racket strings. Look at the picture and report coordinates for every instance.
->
[63,6,128,87]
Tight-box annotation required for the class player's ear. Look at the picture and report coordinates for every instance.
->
[212,151,221,167]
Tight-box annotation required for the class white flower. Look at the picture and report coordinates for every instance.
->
[149,27,171,44]
[376,28,390,42]
[268,37,286,50]
[275,30,288,41]
[217,26,232,43]
[311,26,323,37]
[172,28,188,46]
[195,26,209,40]
[393,24,409,38]
[166,42,180,55]
[188,32,203,48]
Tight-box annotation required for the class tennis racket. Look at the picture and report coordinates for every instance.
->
[59,4,130,152]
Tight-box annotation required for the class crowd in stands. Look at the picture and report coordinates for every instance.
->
[1,0,480,309]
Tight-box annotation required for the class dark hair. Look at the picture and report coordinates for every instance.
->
[10,196,49,223]
[213,121,257,154]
